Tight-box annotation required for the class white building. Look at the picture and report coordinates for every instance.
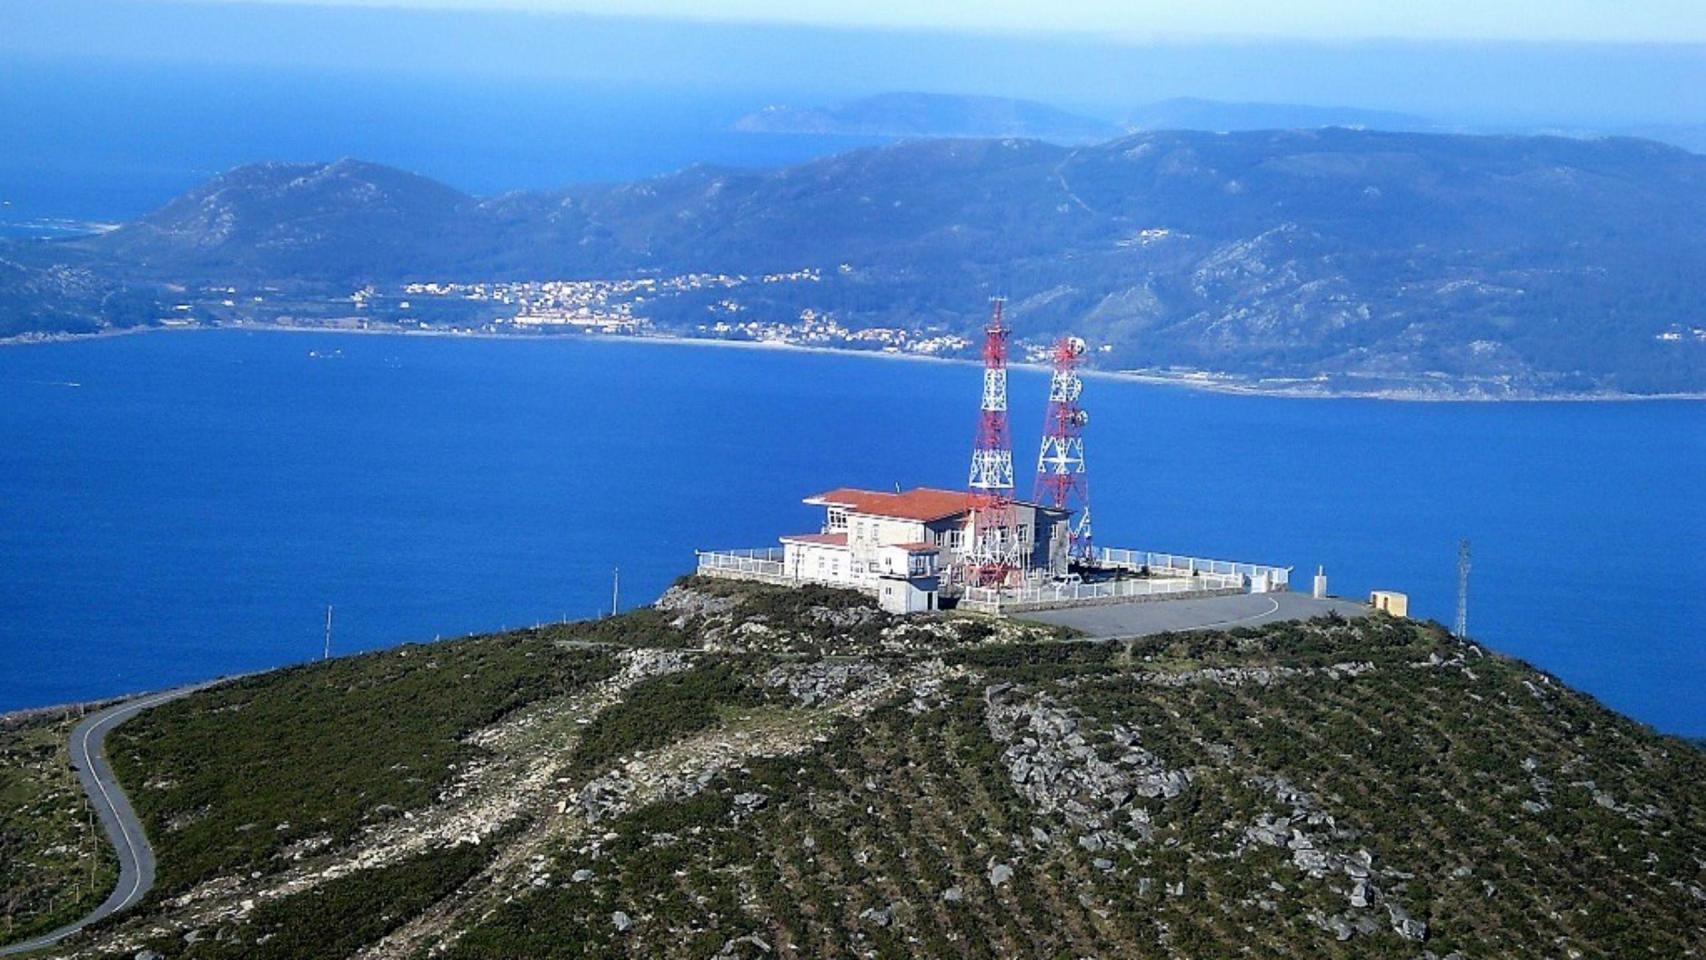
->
[778,487,1071,613]
[698,486,1293,616]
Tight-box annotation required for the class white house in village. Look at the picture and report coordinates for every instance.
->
[777,487,1071,613]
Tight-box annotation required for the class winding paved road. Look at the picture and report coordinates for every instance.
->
[2,682,220,957]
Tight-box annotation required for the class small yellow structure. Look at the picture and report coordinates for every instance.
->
[1369,590,1409,617]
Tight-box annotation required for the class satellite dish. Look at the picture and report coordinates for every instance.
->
[1065,336,1087,357]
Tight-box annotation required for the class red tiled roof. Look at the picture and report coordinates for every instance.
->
[780,532,849,547]
[804,487,976,522]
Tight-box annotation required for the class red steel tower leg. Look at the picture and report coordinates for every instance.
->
[1033,336,1094,564]
[966,298,1022,586]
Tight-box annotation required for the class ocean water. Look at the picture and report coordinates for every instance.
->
[0,331,1701,735]
[0,60,882,225]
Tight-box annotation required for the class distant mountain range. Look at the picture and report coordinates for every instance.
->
[1121,97,1434,134]
[731,92,1435,143]
[733,92,1120,142]
[5,128,1705,396]
[735,92,1706,158]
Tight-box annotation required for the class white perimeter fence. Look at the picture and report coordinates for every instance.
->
[697,545,1291,615]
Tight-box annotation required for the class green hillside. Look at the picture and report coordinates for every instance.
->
[0,712,117,945]
[8,127,1706,394]
[12,578,1705,958]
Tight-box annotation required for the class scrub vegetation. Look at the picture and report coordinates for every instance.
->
[0,712,117,945]
[569,660,764,774]
[12,578,1703,959]
[106,631,619,897]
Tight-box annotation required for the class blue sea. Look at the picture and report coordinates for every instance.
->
[0,59,884,229]
[1,331,1702,735]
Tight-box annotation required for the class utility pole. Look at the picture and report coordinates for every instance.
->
[1455,539,1471,639]
[323,604,334,660]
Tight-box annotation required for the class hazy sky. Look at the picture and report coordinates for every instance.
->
[204,0,1706,43]
[3,1,1705,221]
[5,1,1705,129]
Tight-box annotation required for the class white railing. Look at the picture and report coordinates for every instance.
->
[696,544,1290,615]
[696,548,788,580]
[1096,547,1291,591]
[962,573,1236,611]
[697,547,939,597]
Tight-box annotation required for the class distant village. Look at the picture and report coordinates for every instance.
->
[152,268,1102,362]
[397,270,981,357]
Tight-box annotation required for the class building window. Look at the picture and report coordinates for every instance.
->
[826,508,846,530]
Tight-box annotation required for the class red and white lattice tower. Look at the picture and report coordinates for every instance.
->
[965,299,1023,586]
[1033,336,1093,563]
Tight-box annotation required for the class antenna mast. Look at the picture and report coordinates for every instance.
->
[1455,539,1471,638]
[965,298,1021,587]
[1033,335,1093,564]
[323,604,333,660]
[611,565,620,618]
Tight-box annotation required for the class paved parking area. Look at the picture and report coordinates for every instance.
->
[1020,592,1368,639]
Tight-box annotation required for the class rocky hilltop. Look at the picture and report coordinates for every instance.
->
[7,577,1703,959]
[5,128,1706,395]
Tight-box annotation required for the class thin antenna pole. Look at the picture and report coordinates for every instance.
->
[323,604,334,660]
[611,566,620,618]
[1455,540,1471,639]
